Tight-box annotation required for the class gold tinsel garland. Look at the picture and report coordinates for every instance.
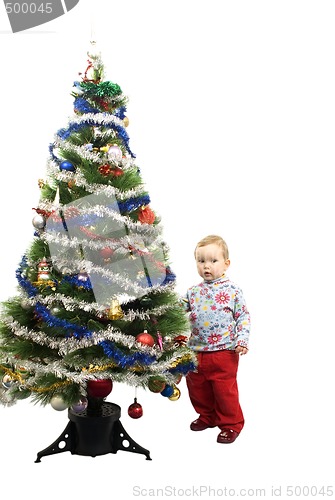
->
[0,364,71,393]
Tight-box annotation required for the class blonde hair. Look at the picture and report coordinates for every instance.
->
[195,235,229,260]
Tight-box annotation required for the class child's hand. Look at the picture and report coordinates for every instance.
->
[235,346,248,355]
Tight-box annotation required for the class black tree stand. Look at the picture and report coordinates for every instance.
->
[35,398,151,462]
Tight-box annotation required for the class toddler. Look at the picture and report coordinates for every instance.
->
[182,235,250,443]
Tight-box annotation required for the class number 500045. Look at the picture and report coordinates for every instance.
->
[287,486,334,496]
[5,3,53,14]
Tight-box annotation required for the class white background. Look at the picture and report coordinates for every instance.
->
[0,1,334,498]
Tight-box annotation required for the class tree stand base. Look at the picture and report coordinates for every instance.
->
[35,401,151,462]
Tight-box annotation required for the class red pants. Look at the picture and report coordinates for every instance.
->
[186,350,244,433]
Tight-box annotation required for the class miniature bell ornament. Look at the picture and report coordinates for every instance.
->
[108,299,124,320]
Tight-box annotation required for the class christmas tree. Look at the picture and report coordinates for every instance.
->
[0,45,196,423]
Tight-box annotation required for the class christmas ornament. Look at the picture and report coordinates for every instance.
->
[148,376,166,393]
[51,306,61,315]
[94,128,103,138]
[138,206,155,224]
[107,145,122,160]
[77,271,89,282]
[123,116,129,127]
[160,385,174,398]
[140,296,153,307]
[36,258,52,282]
[71,397,88,413]
[16,366,29,379]
[136,330,155,347]
[59,160,76,172]
[128,397,143,419]
[112,166,124,177]
[83,59,98,82]
[32,214,46,230]
[20,299,31,310]
[157,331,163,351]
[98,163,113,176]
[50,395,68,411]
[99,246,114,260]
[87,379,113,398]
[2,374,15,389]
[168,385,181,401]
[173,335,188,347]
[163,335,172,347]
[59,265,73,275]
[108,299,124,320]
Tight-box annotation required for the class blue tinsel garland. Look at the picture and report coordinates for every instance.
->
[169,362,197,376]
[16,256,37,298]
[74,97,100,114]
[99,340,157,368]
[61,274,92,290]
[34,302,92,338]
[114,106,127,120]
[57,119,135,158]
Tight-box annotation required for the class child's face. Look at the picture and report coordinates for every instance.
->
[195,243,230,281]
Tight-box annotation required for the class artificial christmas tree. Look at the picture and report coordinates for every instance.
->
[0,44,196,461]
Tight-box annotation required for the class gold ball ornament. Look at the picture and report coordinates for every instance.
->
[123,116,129,127]
[168,385,181,401]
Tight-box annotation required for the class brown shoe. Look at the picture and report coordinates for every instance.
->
[217,429,239,443]
[190,419,214,431]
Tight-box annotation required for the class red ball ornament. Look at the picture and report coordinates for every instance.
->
[128,398,143,419]
[99,247,114,259]
[111,167,124,177]
[87,379,113,398]
[136,330,155,347]
[138,206,156,224]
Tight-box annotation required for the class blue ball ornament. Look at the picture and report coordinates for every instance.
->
[161,384,174,397]
[59,161,76,172]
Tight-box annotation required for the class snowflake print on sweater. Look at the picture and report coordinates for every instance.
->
[181,275,250,352]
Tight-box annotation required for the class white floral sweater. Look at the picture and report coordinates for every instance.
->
[182,275,251,352]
